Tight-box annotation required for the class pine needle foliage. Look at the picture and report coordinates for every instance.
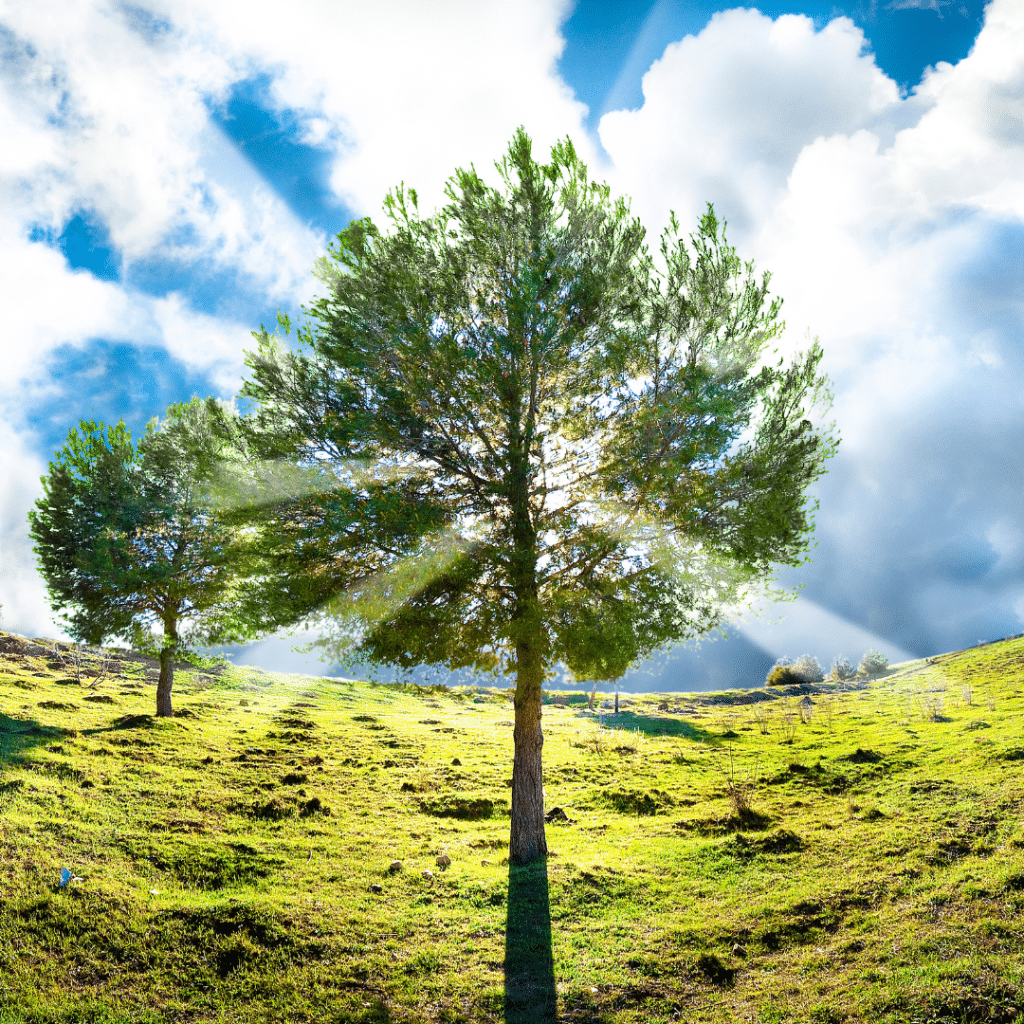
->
[29,399,257,716]
[230,129,838,861]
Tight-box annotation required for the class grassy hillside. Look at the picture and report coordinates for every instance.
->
[1,631,1023,1024]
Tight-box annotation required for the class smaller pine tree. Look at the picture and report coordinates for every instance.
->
[830,655,854,680]
[791,655,824,683]
[858,649,889,675]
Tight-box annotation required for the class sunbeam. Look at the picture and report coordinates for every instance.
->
[731,595,917,668]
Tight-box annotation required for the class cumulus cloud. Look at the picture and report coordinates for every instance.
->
[599,0,1024,661]
[0,423,58,639]
[0,0,592,639]
[599,8,919,241]
[142,0,592,217]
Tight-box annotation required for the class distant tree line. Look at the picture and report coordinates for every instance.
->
[765,649,890,686]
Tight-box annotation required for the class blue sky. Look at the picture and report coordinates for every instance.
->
[1,0,1021,690]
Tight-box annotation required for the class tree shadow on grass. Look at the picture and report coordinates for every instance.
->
[0,712,68,764]
[583,710,715,742]
[505,857,557,1024]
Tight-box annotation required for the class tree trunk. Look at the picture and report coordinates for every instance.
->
[156,646,174,717]
[156,615,178,718]
[510,627,547,865]
[507,391,547,865]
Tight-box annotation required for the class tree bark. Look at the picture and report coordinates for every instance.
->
[156,646,174,717]
[507,378,547,864]
[509,624,547,865]
[156,615,178,718]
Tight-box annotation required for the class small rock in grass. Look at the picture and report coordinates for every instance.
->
[732,943,747,958]
[451,757,461,765]
[422,869,434,880]
[387,860,403,874]
[481,859,492,866]
[370,884,383,893]
[435,854,451,868]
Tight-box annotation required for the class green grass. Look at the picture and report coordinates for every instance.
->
[2,632,1024,1022]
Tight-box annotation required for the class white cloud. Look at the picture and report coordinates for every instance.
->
[0,0,591,388]
[0,423,62,639]
[0,0,327,327]
[599,8,912,242]
[142,0,592,217]
[597,0,1024,660]
[149,294,253,396]
[0,236,133,387]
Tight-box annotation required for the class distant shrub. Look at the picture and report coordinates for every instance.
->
[858,649,888,676]
[791,655,824,683]
[830,655,854,680]
[766,664,801,687]
[766,655,822,686]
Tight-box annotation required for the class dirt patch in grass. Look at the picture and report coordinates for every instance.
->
[732,829,805,859]
[36,700,77,711]
[417,796,498,819]
[601,788,676,815]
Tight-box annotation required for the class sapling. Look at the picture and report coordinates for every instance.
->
[753,704,771,736]
[779,713,796,743]
[719,746,759,818]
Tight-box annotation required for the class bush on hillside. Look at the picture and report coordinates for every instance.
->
[765,662,801,687]
[791,655,824,683]
[858,649,888,676]
[830,655,855,680]
[766,654,825,687]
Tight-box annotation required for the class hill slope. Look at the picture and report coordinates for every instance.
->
[1,631,1023,1023]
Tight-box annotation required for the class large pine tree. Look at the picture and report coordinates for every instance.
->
[232,130,838,863]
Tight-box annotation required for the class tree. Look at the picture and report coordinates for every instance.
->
[232,129,838,863]
[29,398,256,716]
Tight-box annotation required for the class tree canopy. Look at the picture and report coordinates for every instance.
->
[230,129,838,861]
[29,398,256,716]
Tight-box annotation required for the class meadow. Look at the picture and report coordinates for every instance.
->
[1,629,1023,1023]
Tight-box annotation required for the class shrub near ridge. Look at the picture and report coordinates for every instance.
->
[2,629,1024,1022]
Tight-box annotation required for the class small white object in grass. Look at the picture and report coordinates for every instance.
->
[421,869,434,880]
[149,889,160,895]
